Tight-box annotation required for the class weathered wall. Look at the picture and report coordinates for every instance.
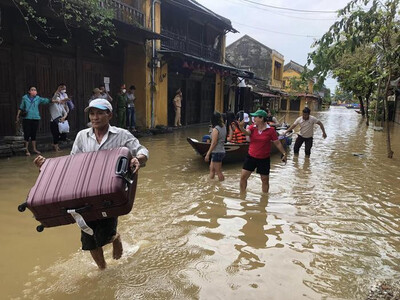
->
[283,69,314,93]
[226,35,272,82]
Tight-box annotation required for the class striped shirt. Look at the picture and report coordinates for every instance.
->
[71,125,149,159]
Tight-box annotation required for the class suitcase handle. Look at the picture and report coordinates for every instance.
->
[116,156,134,185]
[68,204,91,214]
[116,156,129,176]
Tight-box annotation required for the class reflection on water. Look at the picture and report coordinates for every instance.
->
[1,107,400,299]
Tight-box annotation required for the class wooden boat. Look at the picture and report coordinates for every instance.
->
[187,132,292,163]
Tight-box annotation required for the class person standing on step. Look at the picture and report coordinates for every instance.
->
[173,88,183,127]
[16,86,57,156]
[116,84,127,128]
[126,85,136,132]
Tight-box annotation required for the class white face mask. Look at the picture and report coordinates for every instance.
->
[61,89,66,93]
[122,89,126,93]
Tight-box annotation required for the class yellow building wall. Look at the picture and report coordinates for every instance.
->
[283,69,300,92]
[307,80,314,94]
[136,0,163,128]
[283,69,314,94]
[124,44,148,128]
[154,63,168,125]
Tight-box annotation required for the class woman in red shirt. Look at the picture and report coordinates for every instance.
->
[239,109,287,193]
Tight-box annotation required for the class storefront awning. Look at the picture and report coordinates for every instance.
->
[296,93,321,99]
[254,91,280,98]
[158,49,254,79]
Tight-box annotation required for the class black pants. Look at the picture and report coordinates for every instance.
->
[294,135,313,156]
[22,119,39,141]
[50,120,66,144]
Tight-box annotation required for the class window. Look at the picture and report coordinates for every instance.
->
[274,61,282,81]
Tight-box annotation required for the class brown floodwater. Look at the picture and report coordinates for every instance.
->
[0,107,399,299]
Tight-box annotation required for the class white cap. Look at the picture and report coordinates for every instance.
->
[84,98,113,112]
[243,113,250,123]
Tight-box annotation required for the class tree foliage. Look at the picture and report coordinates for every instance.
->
[307,0,399,157]
[10,0,118,52]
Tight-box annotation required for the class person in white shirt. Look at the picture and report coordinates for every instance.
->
[284,107,327,157]
[52,83,71,146]
[34,99,149,270]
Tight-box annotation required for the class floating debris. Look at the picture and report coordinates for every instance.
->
[352,153,365,157]
[366,281,400,300]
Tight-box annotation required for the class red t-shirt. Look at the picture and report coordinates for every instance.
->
[248,124,278,159]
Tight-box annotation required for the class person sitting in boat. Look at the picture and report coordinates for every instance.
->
[225,111,236,141]
[227,120,247,143]
[202,125,213,143]
[266,109,278,126]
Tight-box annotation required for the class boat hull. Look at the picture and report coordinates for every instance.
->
[187,136,289,163]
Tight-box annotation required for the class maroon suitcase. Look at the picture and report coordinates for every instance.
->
[18,147,138,232]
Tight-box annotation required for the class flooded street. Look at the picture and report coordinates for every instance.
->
[1,107,400,299]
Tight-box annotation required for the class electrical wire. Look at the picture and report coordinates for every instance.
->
[230,20,322,38]
[225,0,338,20]
[238,0,338,13]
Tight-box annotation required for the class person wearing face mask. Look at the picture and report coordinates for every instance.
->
[52,83,71,142]
[116,84,127,128]
[16,86,55,156]
[99,84,113,102]
[126,85,136,132]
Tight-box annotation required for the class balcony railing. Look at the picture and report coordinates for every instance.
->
[101,0,145,27]
[161,29,221,62]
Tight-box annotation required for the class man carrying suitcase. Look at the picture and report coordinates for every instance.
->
[34,98,149,269]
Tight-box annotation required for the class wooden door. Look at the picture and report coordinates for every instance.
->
[290,97,301,111]
[185,80,201,125]
[200,75,215,122]
[0,48,14,136]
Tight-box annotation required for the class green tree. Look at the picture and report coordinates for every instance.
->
[331,46,377,125]
[332,86,353,103]
[10,0,118,53]
[308,0,400,158]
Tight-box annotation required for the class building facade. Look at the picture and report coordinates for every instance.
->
[0,0,248,139]
[282,60,321,112]
[156,0,251,126]
[0,0,161,137]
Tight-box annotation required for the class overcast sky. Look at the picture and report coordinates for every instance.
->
[196,0,352,92]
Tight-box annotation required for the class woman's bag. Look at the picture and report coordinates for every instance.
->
[20,109,27,117]
[58,120,70,133]
[66,100,75,111]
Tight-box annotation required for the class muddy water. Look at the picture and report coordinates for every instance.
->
[0,107,399,299]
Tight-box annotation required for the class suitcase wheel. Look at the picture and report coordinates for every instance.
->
[36,225,44,232]
[18,203,27,212]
